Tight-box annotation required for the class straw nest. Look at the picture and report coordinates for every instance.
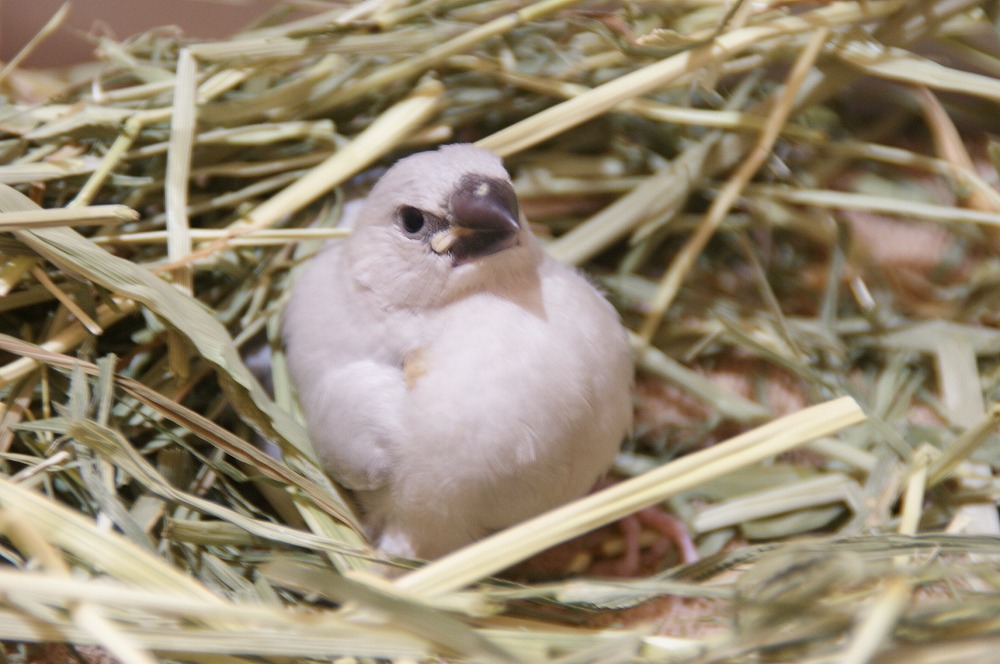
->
[1,1,999,662]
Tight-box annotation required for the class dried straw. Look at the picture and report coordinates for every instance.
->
[0,0,998,661]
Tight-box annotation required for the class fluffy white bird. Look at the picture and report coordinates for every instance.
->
[282,144,633,561]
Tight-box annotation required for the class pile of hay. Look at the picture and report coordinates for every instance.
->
[1,0,999,661]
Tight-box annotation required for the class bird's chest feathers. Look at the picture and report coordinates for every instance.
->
[398,289,578,467]
[392,287,593,501]
[386,268,547,390]
[401,287,548,391]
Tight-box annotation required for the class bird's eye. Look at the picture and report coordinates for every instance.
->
[398,206,426,235]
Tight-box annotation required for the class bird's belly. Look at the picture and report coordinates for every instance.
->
[380,334,619,554]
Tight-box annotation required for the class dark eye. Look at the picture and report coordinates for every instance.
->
[398,206,426,234]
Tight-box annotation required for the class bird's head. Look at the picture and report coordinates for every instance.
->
[348,144,539,308]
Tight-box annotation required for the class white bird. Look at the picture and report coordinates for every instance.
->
[282,144,633,561]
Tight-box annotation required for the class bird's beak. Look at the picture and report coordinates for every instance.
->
[430,176,520,263]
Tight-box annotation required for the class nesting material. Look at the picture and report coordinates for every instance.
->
[1,1,999,662]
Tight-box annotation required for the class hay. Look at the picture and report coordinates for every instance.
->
[0,0,999,662]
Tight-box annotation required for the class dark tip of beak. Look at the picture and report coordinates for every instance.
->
[448,175,521,262]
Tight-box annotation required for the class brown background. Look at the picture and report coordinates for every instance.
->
[2,0,282,67]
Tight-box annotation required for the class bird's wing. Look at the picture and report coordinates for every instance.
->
[282,243,407,491]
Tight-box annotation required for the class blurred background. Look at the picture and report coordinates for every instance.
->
[2,0,283,67]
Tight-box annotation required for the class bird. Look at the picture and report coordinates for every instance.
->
[281,144,633,562]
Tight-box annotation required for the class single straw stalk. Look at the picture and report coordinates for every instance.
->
[0,205,138,229]
[165,48,198,380]
[396,395,866,596]
[28,265,103,334]
[164,48,197,295]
